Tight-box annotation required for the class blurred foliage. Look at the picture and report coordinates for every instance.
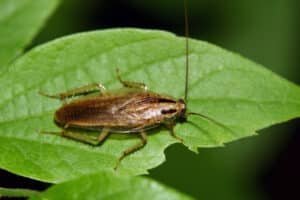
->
[28,0,299,199]
[29,172,194,200]
[0,0,59,68]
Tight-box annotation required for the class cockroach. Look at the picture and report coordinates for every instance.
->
[40,0,232,170]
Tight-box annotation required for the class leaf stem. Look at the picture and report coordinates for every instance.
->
[0,187,40,198]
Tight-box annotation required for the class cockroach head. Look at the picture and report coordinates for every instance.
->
[177,98,187,122]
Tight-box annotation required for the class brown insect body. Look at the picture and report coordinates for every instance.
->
[55,90,186,133]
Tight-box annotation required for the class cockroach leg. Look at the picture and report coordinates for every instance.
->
[165,123,184,143]
[96,128,110,144]
[39,130,62,137]
[116,68,147,90]
[39,83,107,101]
[40,128,110,146]
[114,131,147,170]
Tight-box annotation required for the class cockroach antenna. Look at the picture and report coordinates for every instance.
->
[183,0,236,136]
[184,0,189,104]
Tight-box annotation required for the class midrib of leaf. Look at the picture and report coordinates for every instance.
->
[190,98,300,108]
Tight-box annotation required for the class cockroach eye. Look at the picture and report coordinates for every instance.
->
[161,109,177,114]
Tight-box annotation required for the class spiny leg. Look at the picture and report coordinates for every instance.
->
[116,68,147,90]
[39,83,107,101]
[165,123,184,143]
[40,128,110,145]
[114,131,147,170]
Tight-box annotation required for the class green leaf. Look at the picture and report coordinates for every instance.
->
[29,171,194,200]
[0,28,300,182]
[0,0,60,68]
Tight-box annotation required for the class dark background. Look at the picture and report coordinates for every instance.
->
[1,0,300,199]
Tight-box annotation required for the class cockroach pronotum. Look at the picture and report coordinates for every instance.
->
[40,0,233,170]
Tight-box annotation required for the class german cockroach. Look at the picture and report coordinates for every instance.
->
[40,0,233,170]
